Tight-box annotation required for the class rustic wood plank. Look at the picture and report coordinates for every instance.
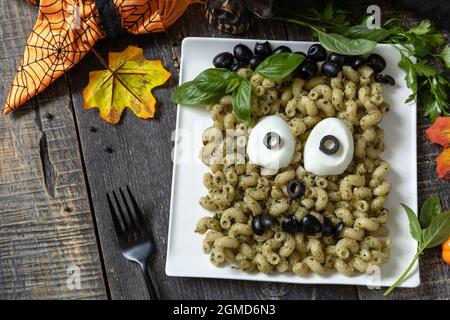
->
[0,0,107,299]
[68,4,357,299]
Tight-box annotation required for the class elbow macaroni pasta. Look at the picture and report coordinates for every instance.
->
[196,60,392,277]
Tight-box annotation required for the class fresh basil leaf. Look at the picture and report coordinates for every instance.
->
[226,78,241,93]
[409,20,432,35]
[255,53,305,81]
[232,79,251,124]
[171,68,239,105]
[414,63,437,77]
[401,203,422,243]
[398,53,418,102]
[171,81,223,105]
[343,18,391,42]
[440,45,450,69]
[419,195,442,228]
[195,68,238,92]
[315,29,377,55]
[422,211,450,248]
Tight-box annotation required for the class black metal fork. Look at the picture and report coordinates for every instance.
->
[106,186,159,300]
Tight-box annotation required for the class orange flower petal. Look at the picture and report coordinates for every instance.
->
[426,116,450,148]
[436,148,450,180]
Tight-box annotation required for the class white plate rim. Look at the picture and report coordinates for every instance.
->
[166,37,420,288]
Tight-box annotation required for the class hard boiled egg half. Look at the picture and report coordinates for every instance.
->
[247,115,295,174]
[304,118,354,176]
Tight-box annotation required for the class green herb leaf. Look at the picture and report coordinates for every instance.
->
[422,211,450,249]
[343,18,391,42]
[255,53,305,81]
[401,203,422,243]
[171,81,224,105]
[171,68,239,106]
[423,92,444,122]
[409,20,432,35]
[439,45,450,69]
[414,63,437,77]
[315,29,377,55]
[226,78,241,93]
[419,195,442,228]
[398,53,418,103]
[232,79,251,124]
[195,68,238,92]
[322,2,334,21]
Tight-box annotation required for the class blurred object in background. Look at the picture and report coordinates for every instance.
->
[204,0,449,34]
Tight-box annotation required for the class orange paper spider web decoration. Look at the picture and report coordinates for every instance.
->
[3,0,198,114]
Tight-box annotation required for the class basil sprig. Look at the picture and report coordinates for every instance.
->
[232,79,251,124]
[384,195,450,296]
[171,53,304,123]
[314,29,377,56]
[274,2,450,121]
[255,52,304,80]
[171,68,238,106]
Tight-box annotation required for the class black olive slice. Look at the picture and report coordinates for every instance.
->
[251,215,265,235]
[375,74,395,86]
[281,215,299,234]
[287,179,305,198]
[302,214,322,235]
[319,135,340,155]
[263,132,280,150]
[261,213,278,228]
[322,217,334,236]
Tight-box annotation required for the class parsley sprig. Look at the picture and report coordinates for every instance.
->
[274,3,450,121]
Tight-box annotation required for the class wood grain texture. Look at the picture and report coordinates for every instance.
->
[0,0,107,299]
[0,0,448,300]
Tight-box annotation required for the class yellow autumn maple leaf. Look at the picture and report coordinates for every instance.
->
[82,46,171,124]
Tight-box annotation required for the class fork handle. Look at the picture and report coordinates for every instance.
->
[142,264,159,300]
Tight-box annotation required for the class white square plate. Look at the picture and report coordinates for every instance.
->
[166,37,420,288]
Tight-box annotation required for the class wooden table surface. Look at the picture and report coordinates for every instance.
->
[0,0,449,300]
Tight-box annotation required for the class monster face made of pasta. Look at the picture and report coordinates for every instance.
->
[195,47,392,276]
[3,0,197,115]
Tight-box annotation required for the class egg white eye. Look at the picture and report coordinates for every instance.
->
[247,115,295,172]
[304,118,354,176]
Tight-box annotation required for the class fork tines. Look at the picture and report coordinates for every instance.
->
[107,186,149,242]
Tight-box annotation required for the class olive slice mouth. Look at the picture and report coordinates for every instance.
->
[319,135,340,155]
[263,132,281,150]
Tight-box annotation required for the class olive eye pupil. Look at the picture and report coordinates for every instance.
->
[263,132,281,150]
[287,179,305,198]
[319,135,340,155]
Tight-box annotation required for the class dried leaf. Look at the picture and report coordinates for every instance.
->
[426,116,450,148]
[82,46,171,124]
[436,148,450,180]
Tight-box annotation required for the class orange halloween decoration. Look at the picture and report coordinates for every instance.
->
[426,117,450,180]
[3,0,199,115]
[426,116,450,148]
[443,237,450,266]
[436,148,450,180]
